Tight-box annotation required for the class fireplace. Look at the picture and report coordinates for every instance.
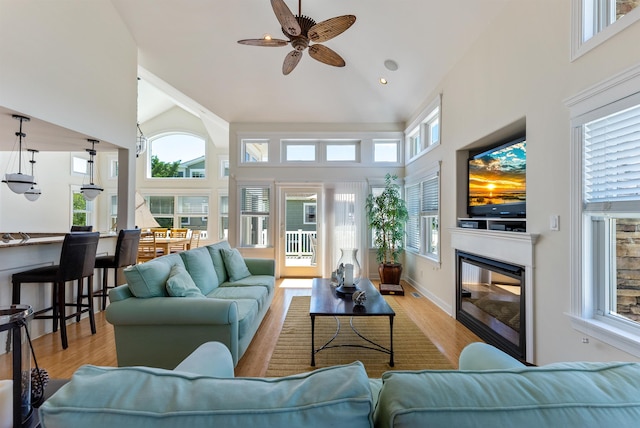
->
[456,251,526,360]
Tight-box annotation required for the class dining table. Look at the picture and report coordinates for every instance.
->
[153,237,190,255]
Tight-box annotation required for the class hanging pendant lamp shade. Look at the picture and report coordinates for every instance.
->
[2,115,35,194]
[81,139,103,201]
[23,149,41,201]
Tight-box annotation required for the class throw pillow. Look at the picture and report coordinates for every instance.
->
[221,248,251,282]
[165,265,205,298]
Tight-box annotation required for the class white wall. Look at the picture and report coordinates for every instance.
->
[404,0,640,364]
[0,0,138,233]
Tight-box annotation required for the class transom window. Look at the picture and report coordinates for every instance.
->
[149,133,206,179]
[374,140,399,163]
[572,0,640,59]
[242,139,269,163]
[406,98,441,161]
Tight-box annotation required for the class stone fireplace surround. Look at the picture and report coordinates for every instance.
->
[451,227,538,363]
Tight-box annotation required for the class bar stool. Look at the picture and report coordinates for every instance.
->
[11,232,100,349]
[94,229,141,310]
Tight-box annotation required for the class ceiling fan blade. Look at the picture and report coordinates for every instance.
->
[282,50,303,75]
[237,38,289,47]
[308,15,356,43]
[271,0,301,36]
[308,44,345,67]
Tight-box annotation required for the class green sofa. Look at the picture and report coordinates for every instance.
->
[105,240,275,368]
[39,342,640,427]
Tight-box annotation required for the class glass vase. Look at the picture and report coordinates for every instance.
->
[336,248,361,286]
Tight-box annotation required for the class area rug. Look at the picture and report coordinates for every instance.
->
[265,296,453,378]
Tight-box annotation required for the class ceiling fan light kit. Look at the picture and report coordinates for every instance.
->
[238,0,356,75]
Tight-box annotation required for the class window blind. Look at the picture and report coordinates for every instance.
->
[421,174,439,214]
[241,187,270,214]
[406,183,420,251]
[583,103,640,210]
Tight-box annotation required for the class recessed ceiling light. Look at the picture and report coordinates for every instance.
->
[379,77,388,85]
[384,59,398,71]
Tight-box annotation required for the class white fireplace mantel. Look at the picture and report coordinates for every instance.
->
[450,227,539,362]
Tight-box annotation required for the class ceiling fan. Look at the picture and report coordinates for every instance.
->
[238,0,356,75]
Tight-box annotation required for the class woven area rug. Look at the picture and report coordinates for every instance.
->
[265,296,453,378]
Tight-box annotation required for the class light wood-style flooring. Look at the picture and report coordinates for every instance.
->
[18,280,481,379]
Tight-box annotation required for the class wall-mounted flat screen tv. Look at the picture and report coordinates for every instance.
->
[468,136,526,218]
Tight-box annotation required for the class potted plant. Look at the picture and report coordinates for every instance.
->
[366,173,409,285]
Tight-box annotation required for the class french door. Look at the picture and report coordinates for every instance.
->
[278,186,322,278]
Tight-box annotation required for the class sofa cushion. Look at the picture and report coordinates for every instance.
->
[221,248,251,282]
[374,362,640,428]
[205,241,231,284]
[39,362,373,428]
[209,286,269,311]
[179,246,219,294]
[165,265,205,298]
[220,274,275,293]
[123,254,185,298]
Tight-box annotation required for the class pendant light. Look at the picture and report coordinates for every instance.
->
[2,115,35,194]
[24,149,42,201]
[80,139,103,201]
[136,123,147,157]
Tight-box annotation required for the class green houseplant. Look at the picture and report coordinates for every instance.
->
[366,173,409,285]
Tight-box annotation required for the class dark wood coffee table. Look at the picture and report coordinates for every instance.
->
[310,278,395,367]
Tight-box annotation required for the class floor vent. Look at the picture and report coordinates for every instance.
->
[411,292,421,298]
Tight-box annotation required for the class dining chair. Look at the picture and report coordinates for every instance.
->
[150,228,168,238]
[94,229,141,310]
[187,231,201,250]
[12,232,100,349]
[137,232,162,263]
[169,228,189,253]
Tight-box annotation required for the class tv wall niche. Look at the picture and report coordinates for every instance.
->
[456,120,527,233]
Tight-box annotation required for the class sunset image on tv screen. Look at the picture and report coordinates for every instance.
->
[469,141,526,207]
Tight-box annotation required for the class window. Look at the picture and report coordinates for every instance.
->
[72,189,94,227]
[148,196,175,228]
[72,156,87,175]
[219,156,229,178]
[109,195,118,232]
[219,194,229,240]
[572,0,640,59]
[406,98,441,160]
[405,168,440,261]
[242,139,269,163]
[240,186,270,247]
[326,143,357,162]
[149,133,206,178]
[145,195,209,230]
[110,159,118,178]
[567,64,640,355]
[177,196,209,231]
[304,203,317,224]
[374,140,399,163]
[285,144,316,161]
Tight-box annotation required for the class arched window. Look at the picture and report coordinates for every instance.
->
[149,133,206,178]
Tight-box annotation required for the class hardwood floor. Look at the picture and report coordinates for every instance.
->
[15,280,481,379]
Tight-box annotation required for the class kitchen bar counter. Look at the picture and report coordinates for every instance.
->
[0,233,117,344]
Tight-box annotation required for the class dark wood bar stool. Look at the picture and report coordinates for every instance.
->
[94,229,141,310]
[11,232,100,349]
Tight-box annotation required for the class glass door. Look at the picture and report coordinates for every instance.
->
[278,186,322,278]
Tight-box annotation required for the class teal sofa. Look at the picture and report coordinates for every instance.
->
[39,342,640,427]
[105,241,275,368]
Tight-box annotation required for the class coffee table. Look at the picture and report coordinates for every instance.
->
[310,278,395,367]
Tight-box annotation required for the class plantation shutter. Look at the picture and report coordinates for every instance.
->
[406,183,420,251]
[241,187,270,215]
[583,101,640,212]
[421,174,439,215]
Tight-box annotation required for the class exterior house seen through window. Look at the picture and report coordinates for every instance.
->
[149,133,206,178]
